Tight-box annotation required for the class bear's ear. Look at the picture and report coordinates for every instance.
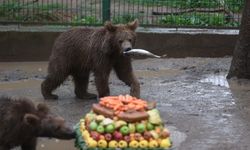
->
[24,113,40,126]
[37,103,49,115]
[127,19,139,31]
[105,21,117,32]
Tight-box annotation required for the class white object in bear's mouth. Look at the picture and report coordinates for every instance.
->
[124,49,167,58]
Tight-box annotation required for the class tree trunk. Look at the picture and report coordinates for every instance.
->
[227,0,250,79]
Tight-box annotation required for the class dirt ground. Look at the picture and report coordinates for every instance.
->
[0,57,250,150]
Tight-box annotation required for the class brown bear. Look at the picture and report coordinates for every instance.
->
[0,97,75,150]
[41,20,140,100]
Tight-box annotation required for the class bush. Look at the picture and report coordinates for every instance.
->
[112,14,137,24]
[225,0,244,13]
[0,0,63,21]
[126,0,219,8]
[72,16,101,25]
[160,13,239,27]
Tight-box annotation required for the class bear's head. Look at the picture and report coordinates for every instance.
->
[23,103,75,139]
[105,19,139,54]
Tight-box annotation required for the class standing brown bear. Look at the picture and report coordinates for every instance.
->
[41,20,140,99]
[0,97,75,150]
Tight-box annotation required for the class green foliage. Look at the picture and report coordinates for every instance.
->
[72,16,101,25]
[0,0,63,21]
[168,0,219,9]
[0,0,243,27]
[126,0,219,8]
[225,0,244,13]
[126,0,244,11]
[112,14,137,24]
[160,13,240,27]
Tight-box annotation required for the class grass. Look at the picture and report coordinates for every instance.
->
[225,0,244,13]
[160,12,240,27]
[0,0,243,27]
[126,0,219,8]
[0,0,64,21]
[166,0,219,9]
[112,14,138,24]
[126,0,244,12]
[72,16,101,25]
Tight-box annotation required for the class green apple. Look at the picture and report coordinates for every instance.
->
[89,121,98,131]
[128,123,136,133]
[146,122,155,131]
[120,126,130,135]
[136,123,146,133]
[96,125,105,133]
[105,124,115,133]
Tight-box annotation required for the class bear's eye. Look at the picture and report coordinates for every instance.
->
[119,40,123,43]
[128,39,132,42]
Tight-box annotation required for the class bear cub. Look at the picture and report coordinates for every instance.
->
[41,20,140,100]
[0,97,75,150]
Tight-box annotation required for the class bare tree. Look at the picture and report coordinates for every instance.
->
[227,0,250,79]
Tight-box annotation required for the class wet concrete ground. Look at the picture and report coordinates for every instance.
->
[0,57,250,150]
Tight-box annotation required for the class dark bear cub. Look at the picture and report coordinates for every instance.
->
[41,20,140,100]
[0,97,75,150]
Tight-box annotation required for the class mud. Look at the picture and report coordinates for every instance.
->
[1,57,250,150]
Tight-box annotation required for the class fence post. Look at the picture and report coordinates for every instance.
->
[102,0,111,23]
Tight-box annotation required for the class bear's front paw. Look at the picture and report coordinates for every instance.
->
[43,94,59,100]
[76,92,97,99]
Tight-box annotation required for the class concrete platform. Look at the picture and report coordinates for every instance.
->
[0,25,238,61]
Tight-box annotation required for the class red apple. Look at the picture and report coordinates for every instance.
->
[124,135,131,143]
[113,131,123,141]
[104,133,113,141]
[134,133,142,141]
[90,131,100,141]
[143,131,152,140]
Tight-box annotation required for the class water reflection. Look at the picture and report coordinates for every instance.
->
[37,139,76,150]
[200,74,229,88]
[228,79,250,111]
[227,78,250,147]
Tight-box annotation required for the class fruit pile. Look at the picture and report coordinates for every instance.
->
[75,95,172,150]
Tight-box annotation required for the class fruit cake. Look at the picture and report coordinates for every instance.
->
[75,95,172,150]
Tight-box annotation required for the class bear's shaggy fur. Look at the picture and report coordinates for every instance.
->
[41,20,140,99]
[0,97,75,150]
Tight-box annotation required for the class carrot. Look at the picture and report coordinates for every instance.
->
[135,105,142,110]
[99,95,150,115]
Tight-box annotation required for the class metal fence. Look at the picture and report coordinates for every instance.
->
[0,0,244,28]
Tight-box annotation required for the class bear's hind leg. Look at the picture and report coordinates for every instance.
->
[73,71,97,99]
[21,138,36,150]
[41,73,68,100]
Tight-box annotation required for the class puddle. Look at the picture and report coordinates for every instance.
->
[135,69,182,78]
[0,79,42,90]
[200,74,229,88]
[0,62,47,73]
[37,139,76,150]
[167,126,187,149]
